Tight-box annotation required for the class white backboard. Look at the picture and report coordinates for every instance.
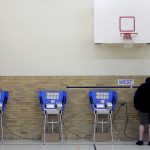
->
[94,0,150,43]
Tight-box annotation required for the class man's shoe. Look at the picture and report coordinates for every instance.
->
[136,141,143,145]
[148,141,150,145]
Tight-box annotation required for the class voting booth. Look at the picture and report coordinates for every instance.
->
[39,90,67,143]
[0,91,9,143]
[88,90,117,142]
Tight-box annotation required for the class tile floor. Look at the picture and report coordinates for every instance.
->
[0,141,150,150]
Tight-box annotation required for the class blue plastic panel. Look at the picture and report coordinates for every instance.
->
[38,90,67,112]
[0,91,9,113]
[88,90,117,112]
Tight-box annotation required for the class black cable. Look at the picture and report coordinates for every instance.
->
[113,103,136,141]
[62,122,86,139]
[93,143,97,150]
[3,114,40,141]
[4,114,88,141]
[3,123,40,141]
[63,122,91,140]
[112,103,124,140]
[112,103,122,124]
[2,104,137,142]
[124,103,129,137]
[123,104,136,140]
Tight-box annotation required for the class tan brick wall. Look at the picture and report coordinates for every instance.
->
[0,76,148,141]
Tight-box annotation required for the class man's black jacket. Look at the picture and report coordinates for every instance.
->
[134,83,150,113]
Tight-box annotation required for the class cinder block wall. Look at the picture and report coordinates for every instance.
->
[0,76,147,141]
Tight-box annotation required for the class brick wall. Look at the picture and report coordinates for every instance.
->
[0,76,147,141]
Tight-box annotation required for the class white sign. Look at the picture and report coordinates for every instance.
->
[118,79,134,86]
[96,92,109,100]
[46,92,59,99]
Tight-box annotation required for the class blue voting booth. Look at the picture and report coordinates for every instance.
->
[0,91,9,113]
[0,90,9,143]
[39,91,67,113]
[39,90,67,143]
[88,90,118,143]
[89,90,117,112]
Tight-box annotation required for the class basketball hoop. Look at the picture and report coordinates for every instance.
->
[120,32,138,40]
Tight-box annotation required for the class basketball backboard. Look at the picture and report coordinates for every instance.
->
[94,0,150,43]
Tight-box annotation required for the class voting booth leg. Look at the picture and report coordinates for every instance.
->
[43,113,46,144]
[0,113,3,144]
[93,113,96,142]
[109,114,113,143]
[43,112,63,143]
[93,113,113,143]
[59,113,63,143]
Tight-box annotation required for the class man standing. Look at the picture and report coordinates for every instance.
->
[134,77,150,145]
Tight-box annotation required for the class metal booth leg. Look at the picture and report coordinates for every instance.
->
[43,111,64,144]
[93,113,97,143]
[109,113,113,144]
[93,112,113,144]
[0,113,3,144]
[43,112,47,144]
[59,113,63,143]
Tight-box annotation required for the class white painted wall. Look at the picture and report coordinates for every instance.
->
[0,0,150,75]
